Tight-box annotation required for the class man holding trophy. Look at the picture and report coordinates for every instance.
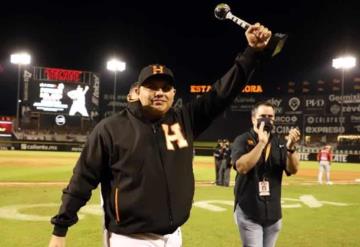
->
[49,4,276,247]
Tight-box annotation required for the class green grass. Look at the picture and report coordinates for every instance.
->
[294,160,360,170]
[0,151,78,181]
[279,185,360,247]
[194,141,217,148]
[0,150,360,246]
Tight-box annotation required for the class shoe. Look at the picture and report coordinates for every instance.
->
[326,181,333,185]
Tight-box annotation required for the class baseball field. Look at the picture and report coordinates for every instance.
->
[0,150,359,246]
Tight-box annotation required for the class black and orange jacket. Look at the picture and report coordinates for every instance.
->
[51,47,263,236]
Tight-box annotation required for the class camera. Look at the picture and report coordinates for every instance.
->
[256,117,273,133]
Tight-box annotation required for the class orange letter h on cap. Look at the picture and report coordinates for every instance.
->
[152,65,164,74]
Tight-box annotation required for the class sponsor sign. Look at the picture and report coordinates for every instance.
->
[230,96,257,112]
[328,94,360,104]
[190,85,264,94]
[329,104,341,115]
[4,142,84,152]
[289,97,301,111]
[0,121,12,137]
[305,126,345,134]
[342,104,360,113]
[192,90,360,139]
[20,144,58,151]
[284,97,302,114]
[304,96,326,112]
[267,98,282,107]
[305,116,345,125]
[241,85,263,93]
[274,125,300,134]
[275,115,298,125]
[350,115,360,123]
[55,115,66,126]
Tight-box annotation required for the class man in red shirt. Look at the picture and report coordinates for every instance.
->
[317,145,333,185]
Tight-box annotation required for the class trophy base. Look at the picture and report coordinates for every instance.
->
[267,33,288,57]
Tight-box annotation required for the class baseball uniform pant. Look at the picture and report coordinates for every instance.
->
[108,227,182,247]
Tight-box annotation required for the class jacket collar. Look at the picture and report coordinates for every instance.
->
[127,101,174,124]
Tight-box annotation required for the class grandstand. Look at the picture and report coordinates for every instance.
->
[1,65,360,162]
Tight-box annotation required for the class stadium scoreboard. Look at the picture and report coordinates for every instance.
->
[21,66,100,130]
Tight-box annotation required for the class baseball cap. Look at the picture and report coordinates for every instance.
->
[129,81,141,91]
[138,64,175,85]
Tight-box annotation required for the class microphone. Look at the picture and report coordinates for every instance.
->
[214,3,288,57]
[214,3,250,30]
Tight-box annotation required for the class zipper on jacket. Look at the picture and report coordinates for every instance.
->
[114,187,120,223]
[152,123,174,227]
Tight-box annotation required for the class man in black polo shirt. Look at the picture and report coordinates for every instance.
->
[231,101,300,247]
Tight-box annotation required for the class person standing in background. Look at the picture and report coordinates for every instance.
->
[213,139,224,185]
[218,139,232,187]
[317,145,333,185]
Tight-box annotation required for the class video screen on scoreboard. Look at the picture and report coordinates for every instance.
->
[29,82,91,116]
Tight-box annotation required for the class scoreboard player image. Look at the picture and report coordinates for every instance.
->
[67,85,90,117]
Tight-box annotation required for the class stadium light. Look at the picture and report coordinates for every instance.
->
[332,55,356,130]
[106,58,126,114]
[332,56,356,70]
[10,52,32,129]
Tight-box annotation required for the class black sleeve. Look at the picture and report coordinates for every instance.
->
[231,133,249,169]
[278,136,291,176]
[185,47,264,138]
[213,149,221,158]
[50,123,110,236]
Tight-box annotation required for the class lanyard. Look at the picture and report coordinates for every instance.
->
[259,142,271,179]
[265,143,271,162]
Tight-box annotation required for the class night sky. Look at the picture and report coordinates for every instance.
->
[1,1,360,115]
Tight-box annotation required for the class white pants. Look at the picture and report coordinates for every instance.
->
[107,228,182,247]
[318,161,331,184]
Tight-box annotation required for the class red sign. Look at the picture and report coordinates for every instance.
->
[0,121,12,134]
[0,116,13,121]
[44,68,82,83]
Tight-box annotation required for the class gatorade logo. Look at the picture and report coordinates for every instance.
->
[152,65,164,74]
[162,123,188,150]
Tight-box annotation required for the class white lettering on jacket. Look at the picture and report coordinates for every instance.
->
[161,123,188,150]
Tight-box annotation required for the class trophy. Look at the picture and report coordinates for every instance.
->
[214,3,287,57]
